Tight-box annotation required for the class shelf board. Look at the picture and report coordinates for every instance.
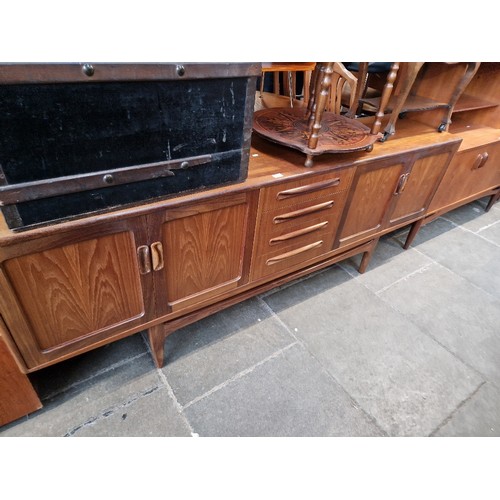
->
[447,117,500,150]
[360,94,449,114]
[453,93,498,113]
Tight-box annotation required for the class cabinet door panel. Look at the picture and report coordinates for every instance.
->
[389,152,451,225]
[428,141,500,213]
[338,162,405,247]
[152,194,249,314]
[0,219,151,368]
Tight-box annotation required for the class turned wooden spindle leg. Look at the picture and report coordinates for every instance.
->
[346,62,369,118]
[371,62,399,137]
[306,64,320,118]
[305,62,334,167]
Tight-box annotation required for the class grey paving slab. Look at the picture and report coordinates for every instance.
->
[183,343,384,437]
[477,221,500,246]
[263,266,483,436]
[433,382,500,437]
[440,199,500,234]
[71,386,192,437]
[378,263,500,387]
[340,234,434,293]
[404,218,500,299]
[161,298,295,407]
[0,351,160,437]
[29,334,148,400]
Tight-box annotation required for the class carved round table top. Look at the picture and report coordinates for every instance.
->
[253,107,381,156]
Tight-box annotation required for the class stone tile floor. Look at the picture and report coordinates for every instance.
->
[1,198,500,437]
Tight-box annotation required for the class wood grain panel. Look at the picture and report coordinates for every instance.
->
[338,162,404,245]
[258,167,355,212]
[3,231,144,352]
[428,141,500,213]
[162,202,247,307]
[390,152,450,223]
[0,319,41,426]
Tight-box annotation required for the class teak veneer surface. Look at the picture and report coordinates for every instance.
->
[0,124,459,248]
[0,318,41,426]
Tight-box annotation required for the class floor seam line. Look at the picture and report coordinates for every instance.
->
[140,331,197,435]
[374,262,436,295]
[181,342,298,411]
[377,292,491,382]
[428,380,486,437]
[42,351,148,402]
[439,215,500,247]
[64,385,163,436]
[258,292,388,436]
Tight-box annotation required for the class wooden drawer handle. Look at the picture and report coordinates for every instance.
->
[472,152,489,170]
[151,242,164,271]
[266,241,324,265]
[269,221,329,245]
[276,178,341,200]
[137,245,152,274]
[394,173,409,195]
[273,200,334,223]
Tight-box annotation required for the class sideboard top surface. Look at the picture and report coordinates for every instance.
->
[0,127,461,247]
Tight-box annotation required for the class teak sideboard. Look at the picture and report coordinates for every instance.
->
[1,62,499,427]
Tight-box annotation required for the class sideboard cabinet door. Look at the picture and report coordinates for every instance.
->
[0,217,153,369]
[336,159,406,249]
[149,193,250,316]
[388,147,458,227]
[428,139,500,214]
[336,141,460,249]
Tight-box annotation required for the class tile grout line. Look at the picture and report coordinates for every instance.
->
[41,351,149,402]
[258,265,334,299]
[257,295,389,436]
[182,342,299,411]
[476,219,500,233]
[374,262,436,295]
[410,245,500,303]
[439,215,500,248]
[376,276,491,384]
[428,380,487,437]
[64,385,163,436]
[139,332,198,436]
[256,295,302,342]
[338,242,493,398]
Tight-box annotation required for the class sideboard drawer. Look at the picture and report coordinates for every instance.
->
[258,166,355,213]
[251,186,351,282]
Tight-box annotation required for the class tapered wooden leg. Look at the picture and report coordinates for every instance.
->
[358,238,379,274]
[403,220,426,249]
[148,324,167,368]
[485,191,500,212]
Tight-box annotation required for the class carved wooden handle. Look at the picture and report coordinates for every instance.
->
[151,242,164,271]
[472,152,489,170]
[273,200,334,223]
[266,241,324,265]
[276,178,341,200]
[269,221,329,245]
[137,245,152,274]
